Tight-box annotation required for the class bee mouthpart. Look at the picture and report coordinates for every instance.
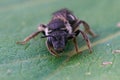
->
[55,48,64,53]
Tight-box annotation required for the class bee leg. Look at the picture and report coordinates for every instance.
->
[16,31,41,44]
[46,41,60,57]
[17,24,46,45]
[79,30,92,53]
[72,20,97,37]
[80,20,97,37]
[72,37,82,53]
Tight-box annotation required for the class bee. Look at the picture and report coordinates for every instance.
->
[17,8,97,56]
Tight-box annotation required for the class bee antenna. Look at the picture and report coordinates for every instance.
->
[41,35,55,38]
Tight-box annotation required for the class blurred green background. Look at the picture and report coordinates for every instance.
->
[0,0,120,80]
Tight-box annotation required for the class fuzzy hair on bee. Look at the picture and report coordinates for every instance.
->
[17,8,97,57]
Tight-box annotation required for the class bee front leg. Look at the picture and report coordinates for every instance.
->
[17,24,46,45]
[16,31,41,44]
[46,41,59,57]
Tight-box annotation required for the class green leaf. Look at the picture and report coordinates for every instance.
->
[0,0,120,80]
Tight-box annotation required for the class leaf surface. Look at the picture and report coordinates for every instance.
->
[0,0,120,80]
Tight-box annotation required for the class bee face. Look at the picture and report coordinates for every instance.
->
[48,30,68,52]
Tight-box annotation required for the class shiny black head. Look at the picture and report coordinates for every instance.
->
[41,18,75,52]
[41,30,76,53]
[48,30,68,52]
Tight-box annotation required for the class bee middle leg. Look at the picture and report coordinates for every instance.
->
[72,29,92,53]
[79,30,92,53]
[72,37,82,53]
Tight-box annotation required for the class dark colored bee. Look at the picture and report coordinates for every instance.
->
[17,8,97,56]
